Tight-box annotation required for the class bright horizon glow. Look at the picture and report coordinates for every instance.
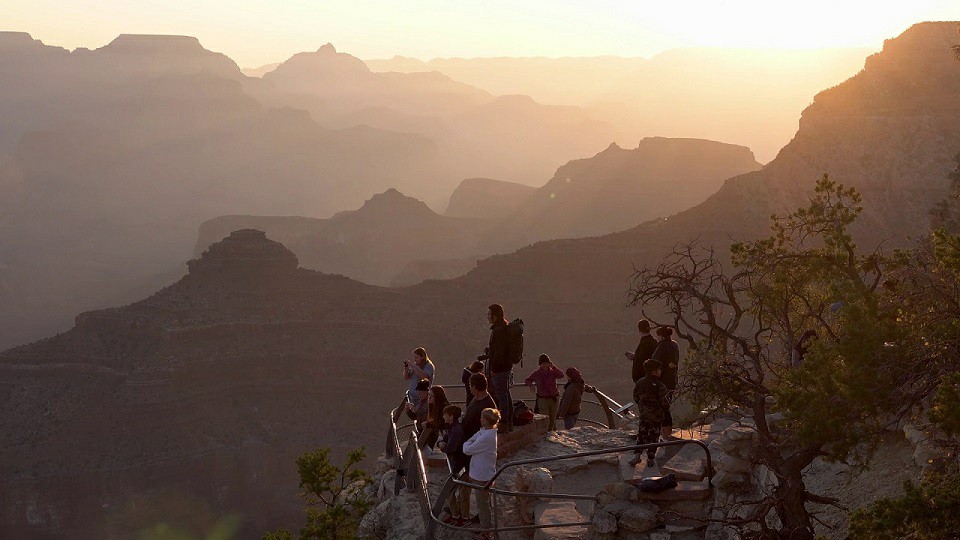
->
[2,0,959,67]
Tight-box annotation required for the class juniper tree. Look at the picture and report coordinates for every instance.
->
[629,176,922,538]
[264,447,373,540]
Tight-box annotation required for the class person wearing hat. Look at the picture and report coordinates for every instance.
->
[524,354,565,431]
[558,366,594,429]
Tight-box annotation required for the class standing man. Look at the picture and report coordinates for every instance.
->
[652,326,680,440]
[625,320,658,383]
[487,303,513,433]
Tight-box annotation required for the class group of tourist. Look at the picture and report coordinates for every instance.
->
[400,306,682,537]
[624,319,680,467]
[400,304,594,537]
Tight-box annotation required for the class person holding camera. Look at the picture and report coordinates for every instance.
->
[403,347,435,406]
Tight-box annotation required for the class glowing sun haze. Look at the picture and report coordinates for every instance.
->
[3,0,959,66]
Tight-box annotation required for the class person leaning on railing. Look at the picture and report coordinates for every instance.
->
[437,404,470,526]
[557,366,594,429]
[462,408,500,539]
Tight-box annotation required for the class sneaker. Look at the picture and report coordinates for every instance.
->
[627,454,643,467]
[442,515,457,525]
[646,457,657,468]
[455,517,470,527]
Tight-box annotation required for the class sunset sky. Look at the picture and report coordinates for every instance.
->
[4,0,960,67]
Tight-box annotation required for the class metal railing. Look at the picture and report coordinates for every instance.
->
[383,382,714,539]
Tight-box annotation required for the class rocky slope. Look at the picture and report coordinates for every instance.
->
[2,21,959,539]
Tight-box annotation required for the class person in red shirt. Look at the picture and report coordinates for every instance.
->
[524,354,564,431]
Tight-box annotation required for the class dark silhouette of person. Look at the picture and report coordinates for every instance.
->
[486,303,513,433]
[625,319,657,383]
[652,326,680,439]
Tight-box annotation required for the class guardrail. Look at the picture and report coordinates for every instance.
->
[383,382,713,539]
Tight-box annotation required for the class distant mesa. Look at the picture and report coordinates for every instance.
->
[444,178,536,219]
[187,229,299,278]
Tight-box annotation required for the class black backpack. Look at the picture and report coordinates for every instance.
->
[636,473,678,493]
[512,400,534,426]
[506,318,524,366]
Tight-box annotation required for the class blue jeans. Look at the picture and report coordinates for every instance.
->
[489,371,513,428]
[563,414,579,430]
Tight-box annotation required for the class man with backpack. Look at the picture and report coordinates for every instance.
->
[486,303,521,434]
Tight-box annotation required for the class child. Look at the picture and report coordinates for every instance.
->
[437,405,469,526]
[629,359,669,467]
[524,354,565,431]
[462,408,500,539]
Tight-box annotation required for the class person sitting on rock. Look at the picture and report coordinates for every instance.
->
[629,359,669,467]
[524,354,565,431]
[437,404,469,526]
[403,347,435,406]
[462,408,500,539]
[405,378,430,433]
[558,366,594,430]
[421,385,451,450]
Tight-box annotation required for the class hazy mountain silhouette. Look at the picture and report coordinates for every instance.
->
[488,137,760,248]
[444,177,536,218]
[194,138,760,286]
[241,62,280,78]
[2,22,959,538]
[368,47,872,162]
[252,44,620,195]
[0,33,440,349]
[196,189,491,286]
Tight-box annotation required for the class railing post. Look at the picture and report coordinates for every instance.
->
[590,388,619,429]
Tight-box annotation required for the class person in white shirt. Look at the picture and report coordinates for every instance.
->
[462,408,500,538]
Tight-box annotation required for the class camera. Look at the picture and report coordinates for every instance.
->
[477,346,490,361]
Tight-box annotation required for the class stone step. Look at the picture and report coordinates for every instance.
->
[618,452,662,484]
[633,480,713,502]
[533,500,589,540]
[659,443,708,481]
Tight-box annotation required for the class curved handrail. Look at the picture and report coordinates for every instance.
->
[384,381,699,539]
[424,438,714,537]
